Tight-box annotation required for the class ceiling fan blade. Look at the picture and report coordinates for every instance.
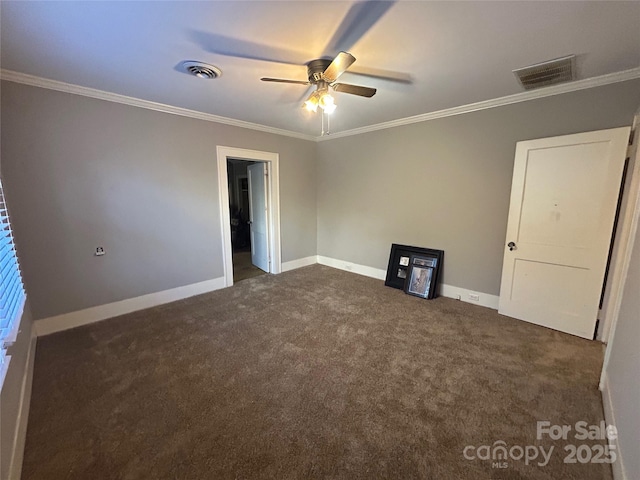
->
[323,1,396,55]
[347,66,413,84]
[322,52,356,83]
[261,78,310,85]
[332,83,377,98]
[189,30,308,66]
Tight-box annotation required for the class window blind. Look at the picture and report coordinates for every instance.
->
[0,178,25,348]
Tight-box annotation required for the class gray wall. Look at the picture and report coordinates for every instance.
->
[605,211,640,480]
[317,79,640,295]
[1,81,317,320]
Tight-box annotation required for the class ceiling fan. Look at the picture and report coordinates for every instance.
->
[260,51,376,114]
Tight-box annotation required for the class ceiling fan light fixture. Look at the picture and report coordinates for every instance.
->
[323,102,337,115]
[305,88,336,114]
[318,91,334,109]
[303,92,320,112]
[262,51,379,123]
[304,99,318,113]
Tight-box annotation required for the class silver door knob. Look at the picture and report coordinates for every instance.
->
[508,242,517,251]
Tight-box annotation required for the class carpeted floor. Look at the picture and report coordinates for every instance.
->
[22,265,612,480]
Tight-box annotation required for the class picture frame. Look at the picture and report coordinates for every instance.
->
[385,244,444,295]
[404,254,438,299]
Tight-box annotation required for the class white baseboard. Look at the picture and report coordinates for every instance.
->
[34,257,500,336]
[600,373,627,480]
[281,256,318,272]
[439,284,500,310]
[317,255,499,309]
[8,327,37,480]
[35,276,226,337]
[317,255,387,280]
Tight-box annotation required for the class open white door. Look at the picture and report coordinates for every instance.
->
[498,127,630,339]
[248,163,270,273]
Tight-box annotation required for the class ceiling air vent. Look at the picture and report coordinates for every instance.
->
[513,55,575,90]
[182,61,222,79]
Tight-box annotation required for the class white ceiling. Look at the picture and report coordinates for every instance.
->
[2,1,639,138]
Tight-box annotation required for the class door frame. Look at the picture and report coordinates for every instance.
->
[600,112,640,389]
[216,146,281,287]
[599,114,639,342]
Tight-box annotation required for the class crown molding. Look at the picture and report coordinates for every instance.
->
[317,67,640,141]
[2,67,639,143]
[0,69,316,142]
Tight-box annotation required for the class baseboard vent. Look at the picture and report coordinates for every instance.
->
[513,55,576,90]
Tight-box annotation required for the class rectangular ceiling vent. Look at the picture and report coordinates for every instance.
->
[513,55,576,90]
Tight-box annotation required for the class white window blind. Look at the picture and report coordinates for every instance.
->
[0,177,26,385]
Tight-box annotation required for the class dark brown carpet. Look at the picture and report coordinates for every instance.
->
[22,265,612,480]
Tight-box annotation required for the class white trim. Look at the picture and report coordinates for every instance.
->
[282,256,318,272]
[217,153,234,287]
[0,69,315,142]
[216,146,282,287]
[600,123,640,387]
[439,284,500,310]
[2,67,639,142]
[600,373,628,480]
[35,276,226,337]
[8,328,37,480]
[0,354,10,393]
[317,68,640,141]
[601,117,640,342]
[317,255,387,280]
[317,255,499,309]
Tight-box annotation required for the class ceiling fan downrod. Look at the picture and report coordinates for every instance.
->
[321,110,331,137]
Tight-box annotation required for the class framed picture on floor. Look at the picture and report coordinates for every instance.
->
[385,244,444,296]
[404,254,438,299]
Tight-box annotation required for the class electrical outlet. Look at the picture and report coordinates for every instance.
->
[469,294,480,302]
[95,246,105,256]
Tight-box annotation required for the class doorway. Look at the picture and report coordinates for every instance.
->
[227,159,266,282]
[216,146,282,287]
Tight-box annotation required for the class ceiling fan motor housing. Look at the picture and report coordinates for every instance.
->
[307,59,332,83]
[261,52,376,101]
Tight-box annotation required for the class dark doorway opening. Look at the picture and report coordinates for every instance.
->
[227,159,266,283]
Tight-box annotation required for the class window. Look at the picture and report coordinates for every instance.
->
[0,178,26,387]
